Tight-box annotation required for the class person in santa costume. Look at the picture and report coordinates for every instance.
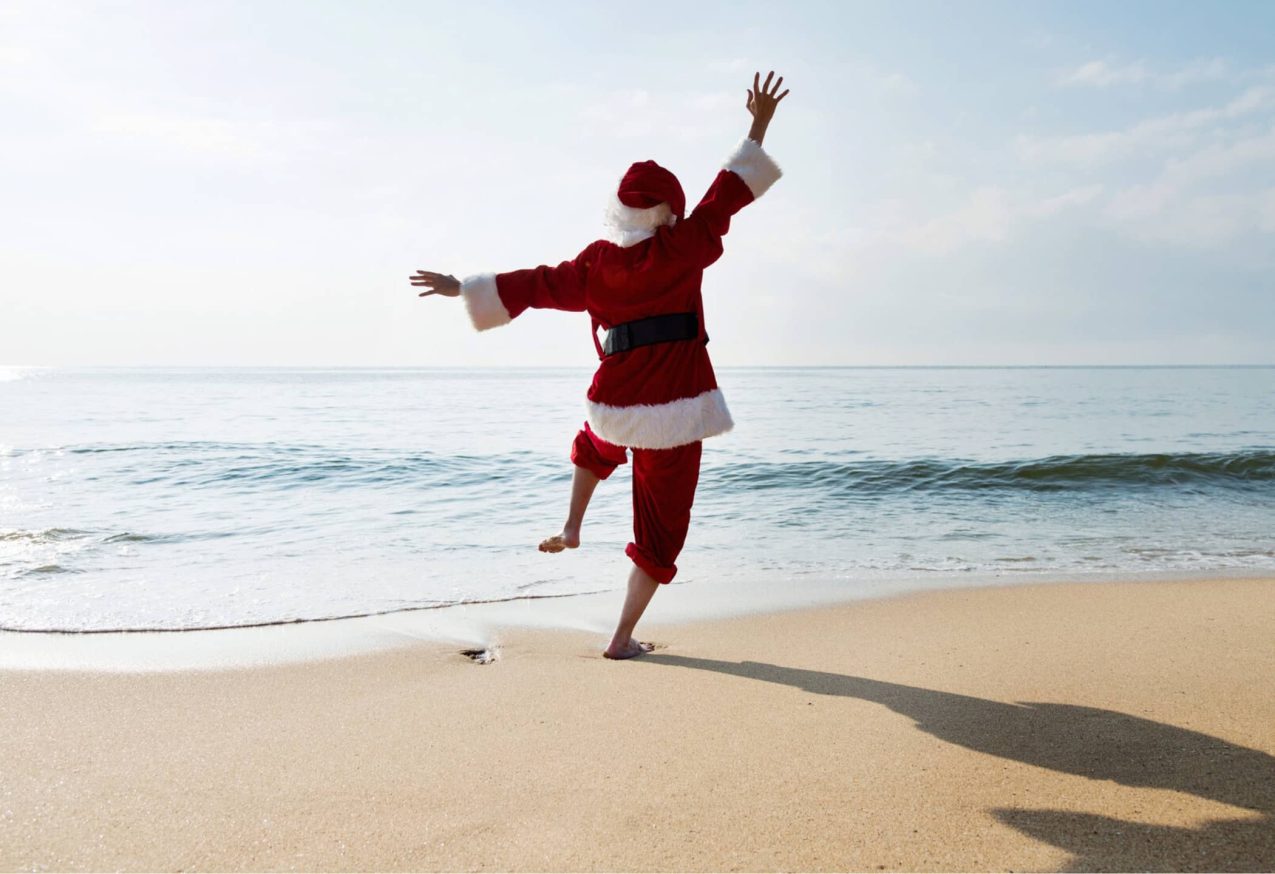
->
[412,71,788,659]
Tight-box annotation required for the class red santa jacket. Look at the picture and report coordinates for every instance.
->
[459,137,782,450]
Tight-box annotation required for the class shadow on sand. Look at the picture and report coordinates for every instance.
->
[646,655,1275,871]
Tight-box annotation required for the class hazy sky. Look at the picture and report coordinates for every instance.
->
[2,0,1273,366]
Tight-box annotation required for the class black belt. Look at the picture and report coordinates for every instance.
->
[601,312,702,357]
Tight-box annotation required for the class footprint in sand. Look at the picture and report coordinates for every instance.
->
[461,647,500,665]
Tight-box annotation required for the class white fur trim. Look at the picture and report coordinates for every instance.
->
[723,137,782,199]
[459,272,510,331]
[586,388,734,449]
[601,195,677,247]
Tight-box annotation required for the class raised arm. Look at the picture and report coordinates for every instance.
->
[670,70,788,266]
[410,240,604,331]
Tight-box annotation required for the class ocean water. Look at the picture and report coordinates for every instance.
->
[2,366,1273,633]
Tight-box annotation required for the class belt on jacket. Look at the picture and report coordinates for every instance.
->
[600,312,704,357]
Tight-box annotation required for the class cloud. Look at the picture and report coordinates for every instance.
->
[1027,184,1105,217]
[1260,188,1275,233]
[1162,58,1232,88]
[882,183,1106,256]
[1058,60,1151,87]
[875,71,919,97]
[1057,57,1230,89]
[706,58,751,74]
[1016,87,1272,164]
[1101,126,1275,249]
[90,113,273,161]
[0,45,31,66]
[1014,69,1275,252]
[578,88,738,141]
[892,187,1015,255]
[837,59,920,98]
[760,180,1107,291]
[1106,190,1268,249]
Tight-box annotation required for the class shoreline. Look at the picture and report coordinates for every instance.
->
[2,574,1272,871]
[2,566,1273,672]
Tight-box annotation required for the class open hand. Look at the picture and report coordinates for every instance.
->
[746,70,789,125]
[410,270,460,297]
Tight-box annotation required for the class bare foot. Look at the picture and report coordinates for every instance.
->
[603,638,655,660]
[538,527,580,553]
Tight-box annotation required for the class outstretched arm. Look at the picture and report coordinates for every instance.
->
[410,271,459,297]
[410,241,603,331]
[412,270,510,328]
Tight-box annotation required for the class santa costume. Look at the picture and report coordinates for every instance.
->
[458,137,782,584]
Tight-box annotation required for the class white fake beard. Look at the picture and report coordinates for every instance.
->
[601,194,677,247]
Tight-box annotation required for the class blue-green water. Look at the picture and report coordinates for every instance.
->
[2,366,1272,632]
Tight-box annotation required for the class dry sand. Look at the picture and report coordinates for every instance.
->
[2,576,1273,872]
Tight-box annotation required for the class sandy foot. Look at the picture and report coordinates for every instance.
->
[603,638,655,660]
[538,529,580,553]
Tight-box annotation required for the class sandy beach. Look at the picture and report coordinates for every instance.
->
[2,576,1273,872]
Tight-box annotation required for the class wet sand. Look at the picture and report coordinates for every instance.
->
[2,576,1273,872]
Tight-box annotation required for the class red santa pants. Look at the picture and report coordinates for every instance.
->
[569,421,701,584]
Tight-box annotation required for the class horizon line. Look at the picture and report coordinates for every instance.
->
[5,363,1275,370]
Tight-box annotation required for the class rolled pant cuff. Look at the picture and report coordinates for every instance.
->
[625,543,677,584]
[570,426,626,480]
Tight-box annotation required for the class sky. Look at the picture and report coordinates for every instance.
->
[2,0,1273,367]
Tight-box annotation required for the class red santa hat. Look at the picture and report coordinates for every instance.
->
[617,160,685,220]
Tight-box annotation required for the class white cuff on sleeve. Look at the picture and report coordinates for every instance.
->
[723,137,783,199]
[459,273,511,331]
